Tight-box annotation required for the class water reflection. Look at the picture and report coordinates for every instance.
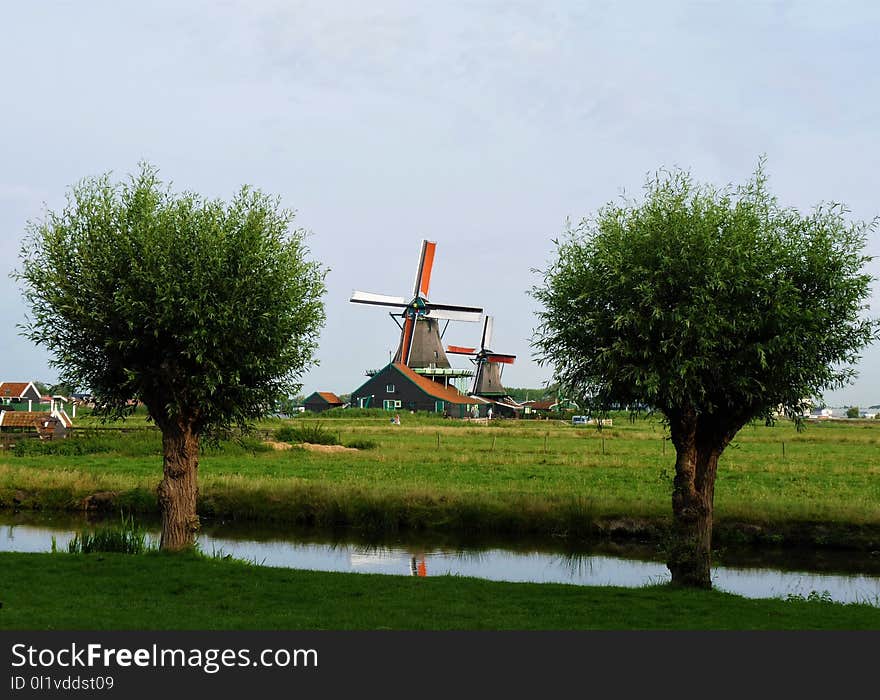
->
[1,512,879,606]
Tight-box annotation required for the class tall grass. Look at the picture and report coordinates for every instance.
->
[10,428,273,458]
[67,513,153,554]
[275,422,339,445]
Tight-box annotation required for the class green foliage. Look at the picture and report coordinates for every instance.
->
[67,514,152,554]
[16,163,327,435]
[275,422,339,445]
[232,436,274,454]
[10,429,280,458]
[13,430,161,457]
[846,406,860,419]
[13,437,114,457]
[345,439,378,450]
[318,407,381,418]
[532,160,877,423]
[504,386,557,402]
[785,590,834,604]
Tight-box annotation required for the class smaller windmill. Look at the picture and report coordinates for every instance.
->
[447,316,516,397]
[350,240,483,374]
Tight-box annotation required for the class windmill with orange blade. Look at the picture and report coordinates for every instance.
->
[447,315,517,397]
[350,240,484,372]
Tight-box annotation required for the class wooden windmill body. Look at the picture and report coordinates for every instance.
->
[447,316,516,397]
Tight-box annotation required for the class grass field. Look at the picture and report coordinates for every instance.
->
[1,412,878,546]
[1,551,878,630]
[2,413,878,632]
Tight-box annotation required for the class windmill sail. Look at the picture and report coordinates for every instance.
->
[451,316,517,396]
[350,291,408,308]
[351,240,483,372]
[413,240,437,298]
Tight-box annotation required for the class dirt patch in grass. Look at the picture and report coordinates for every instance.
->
[263,441,295,451]
[263,441,358,453]
[299,443,359,453]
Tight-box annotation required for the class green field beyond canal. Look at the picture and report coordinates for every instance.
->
[1,413,878,547]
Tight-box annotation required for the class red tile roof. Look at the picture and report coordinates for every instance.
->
[0,411,55,428]
[316,392,343,404]
[0,382,35,398]
[392,363,479,404]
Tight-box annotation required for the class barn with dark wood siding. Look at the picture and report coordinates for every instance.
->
[303,391,345,413]
[350,362,485,417]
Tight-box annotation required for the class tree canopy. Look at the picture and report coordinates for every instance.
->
[17,165,327,435]
[532,164,876,423]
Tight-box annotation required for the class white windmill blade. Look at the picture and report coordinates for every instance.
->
[425,308,483,323]
[481,316,494,351]
[350,290,408,308]
[426,301,484,313]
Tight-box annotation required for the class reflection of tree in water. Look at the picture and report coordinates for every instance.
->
[449,548,489,564]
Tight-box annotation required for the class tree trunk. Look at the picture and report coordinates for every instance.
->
[667,409,726,589]
[156,422,200,550]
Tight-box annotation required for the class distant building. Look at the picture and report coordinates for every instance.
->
[303,392,345,413]
[0,381,43,411]
[350,362,484,417]
[525,398,579,417]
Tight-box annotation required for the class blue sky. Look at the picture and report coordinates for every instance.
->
[2,1,878,405]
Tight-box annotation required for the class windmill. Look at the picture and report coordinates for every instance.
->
[447,316,516,397]
[350,240,483,375]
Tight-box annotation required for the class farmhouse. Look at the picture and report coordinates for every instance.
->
[303,391,345,413]
[351,362,484,417]
[0,381,43,411]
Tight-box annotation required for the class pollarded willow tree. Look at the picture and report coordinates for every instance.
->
[17,164,327,550]
[532,162,876,588]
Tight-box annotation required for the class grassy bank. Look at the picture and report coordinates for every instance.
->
[1,551,878,630]
[1,415,878,547]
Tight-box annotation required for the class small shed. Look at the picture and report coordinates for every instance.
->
[303,391,345,413]
[0,410,69,440]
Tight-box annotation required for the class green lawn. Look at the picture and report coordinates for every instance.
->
[2,551,877,630]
